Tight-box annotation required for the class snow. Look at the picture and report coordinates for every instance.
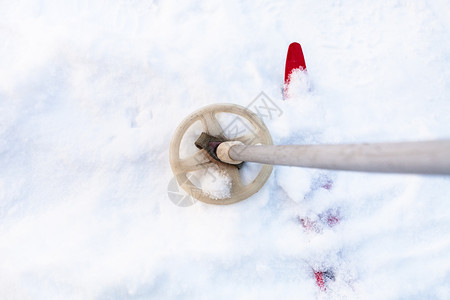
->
[1,0,450,299]
[191,165,232,200]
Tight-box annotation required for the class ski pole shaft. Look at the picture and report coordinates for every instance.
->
[227,140,450,175]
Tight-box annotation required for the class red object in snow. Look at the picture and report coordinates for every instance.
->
[327,215,340,227]
[321,177,333,190]
[284,42,307,85]
[314,269,335,291]
[299,217,321,233]
[314,271,326,291]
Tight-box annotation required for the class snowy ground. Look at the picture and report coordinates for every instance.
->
[1,0,450,299]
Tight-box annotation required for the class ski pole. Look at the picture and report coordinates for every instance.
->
[217,140,450,175]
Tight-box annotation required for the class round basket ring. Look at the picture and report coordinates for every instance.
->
[169,103,273,205]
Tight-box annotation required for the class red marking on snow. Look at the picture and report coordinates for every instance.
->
[321,179,333,190]
[314,271,326,291]
[327,215,340,227]
[300,218,313,230]
[299,217,320,233]
[284,42,307,85]
[320,209,340,228]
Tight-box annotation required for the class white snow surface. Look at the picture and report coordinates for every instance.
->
[192,165,232,200]
[1,0,450,299]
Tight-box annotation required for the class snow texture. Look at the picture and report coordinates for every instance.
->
[1,0,450,299]
[191,165,232,200]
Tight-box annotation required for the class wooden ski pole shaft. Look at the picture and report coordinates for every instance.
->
[223,140,450,175]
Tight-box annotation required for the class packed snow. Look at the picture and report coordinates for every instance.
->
[1,0,450,299]
[190,165,232,200]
